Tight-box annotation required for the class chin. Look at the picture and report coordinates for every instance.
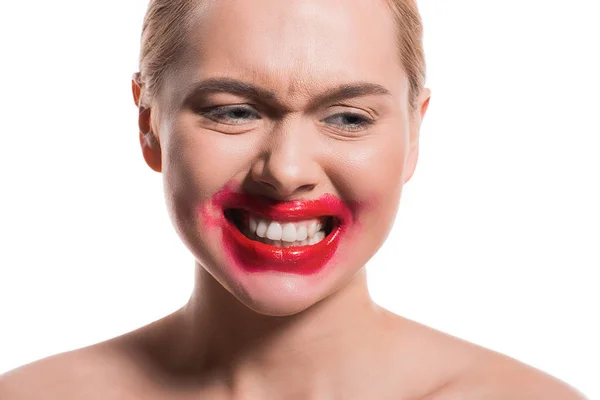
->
[237,291,320,317]
[211,258,349,317]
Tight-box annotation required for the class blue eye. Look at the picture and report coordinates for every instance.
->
[198,105,260,124]
[323,113,374,132]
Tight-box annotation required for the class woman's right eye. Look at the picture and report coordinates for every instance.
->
[197,105,261,125]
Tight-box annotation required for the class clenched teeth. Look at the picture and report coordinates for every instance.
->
[245,214,329,246]
[252,231,326,248]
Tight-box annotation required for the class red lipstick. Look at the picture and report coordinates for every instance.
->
[206,188,354,275]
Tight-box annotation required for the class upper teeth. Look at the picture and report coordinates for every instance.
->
[249,216,324,242]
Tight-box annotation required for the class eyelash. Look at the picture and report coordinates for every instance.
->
[322,113,374,132]
[198,105,260,125]
[197,105,375,132]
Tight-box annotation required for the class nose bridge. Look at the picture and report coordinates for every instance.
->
[252,119,320,197]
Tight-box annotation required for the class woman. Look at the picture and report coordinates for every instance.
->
[0,0,587,398]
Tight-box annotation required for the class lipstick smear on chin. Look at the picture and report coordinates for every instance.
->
[200,187,357,275]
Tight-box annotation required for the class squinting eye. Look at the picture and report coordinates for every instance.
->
[323,113,374,132]
[197,105,260,124]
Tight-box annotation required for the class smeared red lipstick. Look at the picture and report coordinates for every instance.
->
[205,187,354,275]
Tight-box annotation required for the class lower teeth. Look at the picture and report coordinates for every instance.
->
[246,231,327,247]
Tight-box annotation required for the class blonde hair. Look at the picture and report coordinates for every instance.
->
[137,0,425,110]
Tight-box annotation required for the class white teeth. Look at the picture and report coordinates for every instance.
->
[281,223,297,242]
[256,220,268,238]
[296,225,308,241]
[249,217,258,234]
[308,231,325,245]
[308,221,318,238]
[266,222,283,240]
[237,212,331,246]
[263,234,325,248]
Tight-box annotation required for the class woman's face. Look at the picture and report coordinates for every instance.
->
[139,0,428,316]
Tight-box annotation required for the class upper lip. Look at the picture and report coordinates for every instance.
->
[219,192,349,223]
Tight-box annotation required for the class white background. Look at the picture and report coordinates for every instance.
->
[0,0,598,397]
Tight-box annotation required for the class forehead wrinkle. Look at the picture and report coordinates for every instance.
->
[233,62,327,111]
[281,66,328,109]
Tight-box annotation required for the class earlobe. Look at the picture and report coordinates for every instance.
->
[140,131,162,173]
[138,108,162,173]
[419,88,431,120]
[403,89,430,184]
[402,140,419,184]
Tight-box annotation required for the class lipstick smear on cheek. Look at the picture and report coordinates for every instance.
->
[199,181,242,228]
[317,196,370,270]
[197,185,369,276]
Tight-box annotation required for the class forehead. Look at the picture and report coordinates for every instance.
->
[164,0,407,106]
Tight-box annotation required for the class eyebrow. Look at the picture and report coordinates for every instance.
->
[181,77,392,112]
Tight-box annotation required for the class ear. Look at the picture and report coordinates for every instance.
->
[132,74,162,173]
[402,88,431,184]
[419,88,431,120]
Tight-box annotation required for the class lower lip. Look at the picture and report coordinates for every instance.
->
[221,217,344,275]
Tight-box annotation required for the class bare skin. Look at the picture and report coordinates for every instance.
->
[0,0,586,398]
[0,298,585,399]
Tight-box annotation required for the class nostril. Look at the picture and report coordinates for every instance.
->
[258,181,318,199]
[298,183,317,192]
[252,165,318,198]
[258,180,278,192]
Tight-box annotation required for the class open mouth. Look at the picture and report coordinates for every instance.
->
[224,209,337,248]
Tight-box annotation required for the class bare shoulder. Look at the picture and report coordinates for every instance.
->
[0,336,150,400]
[379,313,586,400]
[427,349,587,400]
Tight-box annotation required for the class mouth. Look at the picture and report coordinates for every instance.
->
[224,209,338,248]
[209,191,352,274]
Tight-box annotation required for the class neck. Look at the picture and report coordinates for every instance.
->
[169,262,385,395]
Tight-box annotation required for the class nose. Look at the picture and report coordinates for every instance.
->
[250,120,321,199]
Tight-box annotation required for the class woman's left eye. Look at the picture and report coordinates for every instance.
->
[322,113,374,132]
[197,105,260,124]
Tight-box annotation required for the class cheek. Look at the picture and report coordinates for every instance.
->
[163,124,256,196]
[325,133,408,248]
[160,124,256,231]
[328,134,407,204]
